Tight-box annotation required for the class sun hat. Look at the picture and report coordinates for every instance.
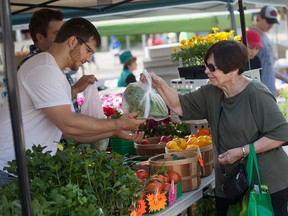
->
[260,5,279,24]
[246,29,263,48]
[119,50,136,64]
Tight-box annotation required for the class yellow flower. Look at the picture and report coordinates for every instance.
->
[171,27,239,67]
[234,35,241,41]
[57,143,64,151]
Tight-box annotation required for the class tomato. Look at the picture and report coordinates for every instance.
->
[162,183,171,192]
[146,182,162,194]
[167,171,181,184]
[152,174,168,183]
[136,169,149,180]
[151,179,164,192]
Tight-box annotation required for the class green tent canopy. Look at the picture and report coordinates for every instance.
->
[95,13,253,36]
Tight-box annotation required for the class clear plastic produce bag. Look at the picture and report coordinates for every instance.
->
[81,84,109,151]
[122,69,168,120]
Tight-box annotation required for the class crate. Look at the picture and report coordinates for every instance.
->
[188,119,210,134]
[170,78,209,95]
[110,138,135,155]
[243,68,260,80]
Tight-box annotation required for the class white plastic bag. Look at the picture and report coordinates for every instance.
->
[81,84,109,151]
[122,69,168,120]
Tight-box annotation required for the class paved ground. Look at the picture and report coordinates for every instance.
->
[77,48,145,88]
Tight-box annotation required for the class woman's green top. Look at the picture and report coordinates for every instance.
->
[179,79,288,197]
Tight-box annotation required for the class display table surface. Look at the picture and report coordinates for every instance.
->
[144,171,215,216]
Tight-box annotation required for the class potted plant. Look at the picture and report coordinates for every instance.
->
[171,27,241,79]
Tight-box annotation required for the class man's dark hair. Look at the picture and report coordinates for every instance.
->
[54,17,101,48]
[29,9,64,43]
[204,40,248,75]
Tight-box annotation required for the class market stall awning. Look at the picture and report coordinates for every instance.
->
[95,13,253,36]
[11,0,288,26]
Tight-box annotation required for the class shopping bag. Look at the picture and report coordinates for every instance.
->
[227,144,274,216]
[122,69,168,120]
[81,84,109,151]
[246,144,274,216]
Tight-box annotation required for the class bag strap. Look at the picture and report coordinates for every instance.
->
[247,144,263,194]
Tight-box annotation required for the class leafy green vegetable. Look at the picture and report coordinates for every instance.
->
[0,142,142,216]
[122,82,168,120]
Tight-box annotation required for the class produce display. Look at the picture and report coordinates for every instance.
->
[132,167,182,214]
[166,127,212,151]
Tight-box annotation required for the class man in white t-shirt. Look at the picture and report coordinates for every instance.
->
[0,17,145,184]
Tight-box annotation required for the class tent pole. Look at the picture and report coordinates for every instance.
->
[227,1,237,35]
[238,0,247,46]
[0,0,32,215]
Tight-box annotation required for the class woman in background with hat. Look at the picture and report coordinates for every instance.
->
[246,29,263,71]
[118,50,137,87]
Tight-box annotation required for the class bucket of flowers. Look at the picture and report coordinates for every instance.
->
[171,27,241,79]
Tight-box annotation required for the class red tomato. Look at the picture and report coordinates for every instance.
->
[146,183,159,194]
[167,171,181,184]
[136,169,149,180]
[162,183,171,192]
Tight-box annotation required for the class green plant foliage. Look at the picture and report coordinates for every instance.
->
[279,90,288,121]
[139,119,191,138]
[0,143,142,216]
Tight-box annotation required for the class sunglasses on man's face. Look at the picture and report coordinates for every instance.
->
[76,37,94,53]
[205,63,218,72]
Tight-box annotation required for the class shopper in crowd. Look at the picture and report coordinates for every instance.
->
[147,33,163,46]
[142,40,288,216]
[250,5,288,96]
[109,35,122,64]
[118,50,137,87]
[0,17,145,185]
[17,9,96,113]
[246,29,262,71]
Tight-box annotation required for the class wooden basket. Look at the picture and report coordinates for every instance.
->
[200,144,214,177]
[165,144,214,178]
[148,151,200,192]
[134,137,166,157]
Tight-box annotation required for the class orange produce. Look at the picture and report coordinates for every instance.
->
[196,127,211,136]
[186,144,199,150]
[187,137,197,145]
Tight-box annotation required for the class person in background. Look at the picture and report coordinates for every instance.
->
[109,35,122,64]
[275,58,288,84]
[17,9,96,113]
[118,50,137,87]
[147,34,163,46]
[142,40,288,216]
[250,5,288,96]
[0,17,145,185]
[246,29,262,71]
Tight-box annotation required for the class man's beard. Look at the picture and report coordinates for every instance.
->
[69,46,81,71]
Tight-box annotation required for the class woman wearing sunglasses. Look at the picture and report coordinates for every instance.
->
[143,40,288,216]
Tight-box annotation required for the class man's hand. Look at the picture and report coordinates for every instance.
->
[114,130,144,143]
[115,111,146,132]
[71,75,97,98]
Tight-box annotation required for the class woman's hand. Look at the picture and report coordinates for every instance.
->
[140,71,164,89]
[218,147,243,165]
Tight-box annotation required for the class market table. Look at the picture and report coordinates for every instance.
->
[145,171,215,216]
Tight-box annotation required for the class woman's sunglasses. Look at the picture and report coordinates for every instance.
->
[205,64,218,72]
